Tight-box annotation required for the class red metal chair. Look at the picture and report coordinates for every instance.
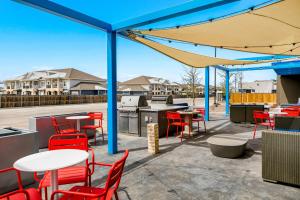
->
[282,108,300,117]
[51,116,78,134]
[34,134,94,200]
[81,112,104,145]
[192,108,206,133]
[50,150,129,200]
[0,167,41,200]
[166,111,190,142]
[253,111,274,139]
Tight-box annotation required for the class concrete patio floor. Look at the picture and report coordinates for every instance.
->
[78,114,300,200]
[6,102,298,199]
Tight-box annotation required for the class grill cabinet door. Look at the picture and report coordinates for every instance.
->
[119,111,129,133]
[129,112,139,134]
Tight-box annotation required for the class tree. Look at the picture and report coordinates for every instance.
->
[181,66,202,105]
[218,70,234,96]
[232,71,243,92]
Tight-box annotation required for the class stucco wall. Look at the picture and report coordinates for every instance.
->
[277,75,300,104]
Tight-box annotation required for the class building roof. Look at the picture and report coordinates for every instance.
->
[54,68,105,82]
[5,68,105,82]
[120,76,153,85]
[121,75,174,85]
[71,82,107,91]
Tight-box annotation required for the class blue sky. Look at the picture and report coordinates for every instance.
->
[0,0,277,84]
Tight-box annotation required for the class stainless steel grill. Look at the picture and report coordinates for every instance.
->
[118,95,188,137]
[151,95,173,104]
[120,95,148,109]
[118,96,149,135]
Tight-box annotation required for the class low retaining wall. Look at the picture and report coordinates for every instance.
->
[0,129,39,194]
[29,112,94,148]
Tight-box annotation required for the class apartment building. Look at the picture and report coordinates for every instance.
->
[118,76,180,96]
[0,82,3,95]
[239,80,277,93]
[4,68,106,95]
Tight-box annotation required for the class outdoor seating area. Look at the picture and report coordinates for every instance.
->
[1,103,300,199]
[1,0,300,199]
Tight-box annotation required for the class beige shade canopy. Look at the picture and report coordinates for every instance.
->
[137,0,300,55]
[130,34,279,67]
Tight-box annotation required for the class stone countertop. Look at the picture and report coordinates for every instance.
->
[139,104,188,112]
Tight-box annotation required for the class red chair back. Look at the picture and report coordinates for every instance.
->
[48,134,88,151]
[51,116,61,134]
[196,108,205,119]
[0,168,23,190]
[166,112,181,120]
[88,112,103,126]
[253,111,270,124]
[282,108,300,117]
[88,112,103,120]
[104,150,129,193]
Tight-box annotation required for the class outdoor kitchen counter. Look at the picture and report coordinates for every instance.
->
[139,105,188,112]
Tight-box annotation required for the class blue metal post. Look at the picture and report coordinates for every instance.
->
[205,67,210,121]
[107,31,118,154]
[225,70,230,116]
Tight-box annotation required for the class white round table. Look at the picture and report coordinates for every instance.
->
[66,116,90,131]
[14,149,89,199]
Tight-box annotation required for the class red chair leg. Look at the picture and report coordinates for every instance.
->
[94,129,97,145]
[45,187,48,200]
[180,128,183,143]
[101,127,104,141]
[176,125,179,136]
[197,121,200,132]
[115,191,119,200]
[166,124,169,139]
[253,124,257,139]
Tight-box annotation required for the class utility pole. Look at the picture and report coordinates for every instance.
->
[214,47,217,106]
[235,73,237,92]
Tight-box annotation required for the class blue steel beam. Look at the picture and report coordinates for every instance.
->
[225,70,230,115]
[107,31,118,154]
[205,67,210,121]
[237,55,295,61]
[112,0,238,32]
[215,65,229,71]
[13,0,111,31]
[228,61,300,72]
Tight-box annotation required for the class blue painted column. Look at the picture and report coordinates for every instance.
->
[205,67,210,121]
[107,31,118,154]
[225,70,230,116]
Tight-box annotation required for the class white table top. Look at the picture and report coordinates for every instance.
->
[66,116,90,120]
[268,111,288,115]
[177,111,200,115]
[14,149,89,172]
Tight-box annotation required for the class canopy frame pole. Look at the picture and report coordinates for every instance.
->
[225,70,230,116]
[107,31,118,154]
[205,67,210,121]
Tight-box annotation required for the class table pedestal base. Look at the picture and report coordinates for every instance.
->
[50,170,58,200]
